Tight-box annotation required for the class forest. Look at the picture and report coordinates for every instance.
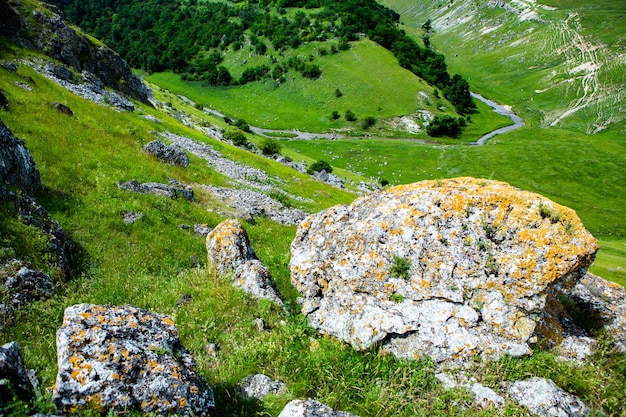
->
[49,0,472,112]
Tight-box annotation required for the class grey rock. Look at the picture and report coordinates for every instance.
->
[206,219,283,304]
[1,62,19,73]
[278,399,359,417]
[194,224,212,236]
[117,179,194,201]
[0,119,41,195]
[143,114,162,124]
[45,62,73,81]
[570,272,626,352]
[144,140,190,168]
[13,81,33,91]
[509,378,589,417]
[123,211,145,225]
[1,259,55,308]
[556,335,596,363]
[470,383,505,408]
[53,102,74,116]
[235,374,286,400]
[0,342,35,409]
[53,304,215,416]
[290,178,598,364]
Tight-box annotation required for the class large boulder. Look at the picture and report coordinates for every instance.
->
[53,304,215,415]
[0,119,41,195]
[290,178,598,363]
[206,219,283,304]
[508,378,589,417]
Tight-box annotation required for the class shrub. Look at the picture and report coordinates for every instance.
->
[360,116,376,129]
[307,160,332,174]
[426,115,466,137]
[334,88,343,98]
[389,255,412,280]
[259,137,282,156]
[223,130,248,147]
[331,110,340,120]
[345,110,357,121]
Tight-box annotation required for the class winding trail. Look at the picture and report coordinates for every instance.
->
[470,92,525,145]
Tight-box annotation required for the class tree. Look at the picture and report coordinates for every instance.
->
[426,115,466,137]
[422,19,432,33]
[307,160,333,174]
[444,74,473,113]
[259,137,282,155]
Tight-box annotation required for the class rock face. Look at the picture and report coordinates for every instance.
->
[0,341,36,409]
[143,140,190,168]
[278,399,359,417]
[570,272,626,352]
[206,219,283,304]
[508,378,589,417]
[0,119,41,195]
[290,178,598,363]
[53,304,215,416]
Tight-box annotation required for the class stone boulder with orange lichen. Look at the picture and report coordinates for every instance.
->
[290,178,598,364]
[53,304,215,416]
[206,219,283,304]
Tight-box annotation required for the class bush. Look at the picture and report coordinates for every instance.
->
[426,115,466,137]
[223,130,249,147]
[307,160,332,174]
[360,116,376,129]
[345,110,357,121]
[331,110,340,120]
[259,137,282,156]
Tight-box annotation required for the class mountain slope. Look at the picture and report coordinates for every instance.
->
[380,0,626,134]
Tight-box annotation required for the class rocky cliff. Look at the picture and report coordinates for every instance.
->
[0,0,151,103]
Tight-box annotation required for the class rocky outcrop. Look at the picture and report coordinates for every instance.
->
[143,140,190,168]
[206,219,283,304]
[570,272,626,352]
[278,399,359,417]
[0,341,36,409]
[508,378,589,417]
[0,119,41,195]
[0,89,8,110]
[53,304,215,416]
[290,178,598,363]
[117,179,194,201]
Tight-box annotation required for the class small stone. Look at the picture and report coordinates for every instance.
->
[206,343,219,360]
[53,102,74,116]
[235,374,286,401]
[123,211,144,224]
[255,317,266,332]
[469,383,505,408]
[509,377,589,417]
[194,224,212,236]
[278,399,359,417]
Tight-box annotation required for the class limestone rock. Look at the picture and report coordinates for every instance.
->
[470,383,505,408]
[0,342,36,409]
[509,378,588,417]
[207,219,283,304]
[143,140,190,168]
[290,178,597,363]
[194,224,212,236]
[53,102,74,117]
[0,119,41,195]
[53,304,215,416]
[278,399,359,417]
[117,179,194,201]
[570,272,626,352]
[235,374,286,400]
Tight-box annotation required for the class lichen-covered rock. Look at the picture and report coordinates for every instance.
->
[570,272,626,352]
[207,220,283,304]
[0,342,36,409]
[143,140,190,168]
[235,374,286,400]
[278,399,359,417]
[508,378,588,417]
[53,304,215,416]
[290,178,597,363]
[0,119,41,195]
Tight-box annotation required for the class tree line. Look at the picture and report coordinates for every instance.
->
[49,0,472,112]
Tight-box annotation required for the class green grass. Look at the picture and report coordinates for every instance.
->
[591,239,626,287]
[1,23,625,417]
